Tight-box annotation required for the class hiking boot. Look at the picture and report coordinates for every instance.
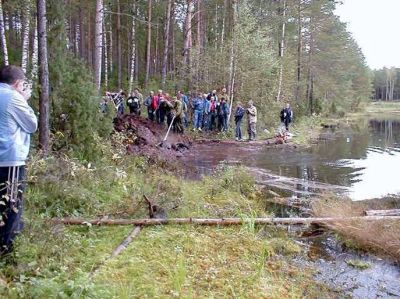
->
[198,128,202,131]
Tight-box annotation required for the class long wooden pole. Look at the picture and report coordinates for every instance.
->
[52,216,400,227]
[111,226,142,257]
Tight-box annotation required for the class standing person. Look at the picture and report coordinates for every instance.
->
[178,91,189,128]
[144,91,155,120]
[165,96,175,128]
[106,90,125,116]
[193,92,204,131]
[218,87,228,102]
[0,65,37,255]
[100,97,109,114]
[216,97,223,131]
[203,93,211,130]
[169,96,184,134]
[234,102,245,141]
[222,98,229,132]
[209,96,217,131]
[133,87,143,115]
[155,90,163,123]
[126,92,141,115]
[246,100,257,141]
[280,103,294,131]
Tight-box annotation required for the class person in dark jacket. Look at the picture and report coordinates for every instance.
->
[209,96,218,131]
[234,102,245,141]
[280,103,293,131]
[126,92,141,115]
[220,97,229,132]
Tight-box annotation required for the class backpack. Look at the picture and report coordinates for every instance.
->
[280,109,285,122]
[127,96,139,110]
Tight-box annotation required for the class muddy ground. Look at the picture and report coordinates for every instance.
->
[113,115,293,162]
[113,115,192,161]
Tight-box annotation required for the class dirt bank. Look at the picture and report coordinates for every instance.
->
[113,115,192,161]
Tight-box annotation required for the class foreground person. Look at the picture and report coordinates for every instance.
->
[0,65,37,256]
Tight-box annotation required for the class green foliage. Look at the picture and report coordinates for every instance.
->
[43,0,112,160]
[49,56,113,160]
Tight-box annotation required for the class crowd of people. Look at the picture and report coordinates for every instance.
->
[101,87,294,141]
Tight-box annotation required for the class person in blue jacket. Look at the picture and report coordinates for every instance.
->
[0,65,37,256]
[193,93,204,131]
[202,94,211,130]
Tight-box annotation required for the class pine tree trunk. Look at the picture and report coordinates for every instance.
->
[161,0,172,87]
[0,0,9,65]
[170,2,176,80]
[227,0,237,125]
[116,0,122,89]
[196,0,202,84]
[295,0,302,102]
[214,2,218,51]
[87,10,92,66]
[145,0,152,87]
[108,16,113,75]
[94,0,103,91]
[74,23,79,56]
[128,1,136,94]
[183,0,194,89]
[37,0,50,154]
[79,8,85,59]
[220,0,227,49]
[103,20,108,89]
[276,0,286,102]
[21,3,31,73]
[154,24,159,77]
[30,15,38,80]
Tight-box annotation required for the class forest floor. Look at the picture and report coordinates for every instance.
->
[0,155,337,298]
[0,114,340,298]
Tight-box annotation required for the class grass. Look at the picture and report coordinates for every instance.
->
[312,194,400,261]
[0,139,339,297]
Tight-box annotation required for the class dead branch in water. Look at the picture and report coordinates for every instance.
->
[52,216,400,226]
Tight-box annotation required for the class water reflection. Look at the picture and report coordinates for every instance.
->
[183,117,400,200]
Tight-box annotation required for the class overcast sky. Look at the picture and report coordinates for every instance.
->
[335,0,400,70]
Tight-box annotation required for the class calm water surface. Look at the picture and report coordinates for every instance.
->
[183,117,400,200]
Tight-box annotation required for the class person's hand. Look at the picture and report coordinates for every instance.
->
[20,82,32,100]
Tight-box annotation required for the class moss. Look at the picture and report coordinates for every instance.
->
[346,260,371,270]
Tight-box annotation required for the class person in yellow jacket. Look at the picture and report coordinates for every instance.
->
[246,100,257,141]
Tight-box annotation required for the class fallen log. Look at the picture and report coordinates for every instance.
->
[52,216,400,226]
[364,209,400,216]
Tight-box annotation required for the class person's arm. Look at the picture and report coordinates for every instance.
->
[8,95,38,134]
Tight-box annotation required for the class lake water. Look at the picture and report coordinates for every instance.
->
[183,117,400,200]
